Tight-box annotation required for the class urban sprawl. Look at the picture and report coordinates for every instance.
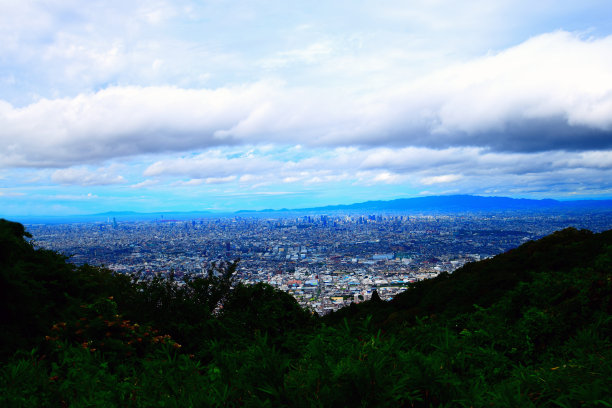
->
[27,211,612,314]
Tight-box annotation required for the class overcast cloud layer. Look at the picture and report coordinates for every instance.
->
[1,1,612,215]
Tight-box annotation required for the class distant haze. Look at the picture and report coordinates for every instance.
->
[9,195,612,224]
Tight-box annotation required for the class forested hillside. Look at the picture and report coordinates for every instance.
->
[1,218,611,407]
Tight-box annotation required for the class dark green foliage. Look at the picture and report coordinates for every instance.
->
[114,261,238,352]
[2,220,612,407]
[325,227,612,329]
[0,218,132,358]
[390,228,604,319]
[218,282,315,347]
[0,219,32,264]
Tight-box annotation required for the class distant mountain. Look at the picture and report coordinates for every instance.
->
[237,194,612,214]
[9,195,612,224]
[95,211,140,216]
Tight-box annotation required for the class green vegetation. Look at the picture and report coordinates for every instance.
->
[1,217,611,407]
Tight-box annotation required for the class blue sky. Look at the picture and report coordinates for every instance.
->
[2,0,612,215]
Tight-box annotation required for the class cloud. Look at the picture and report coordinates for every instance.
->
[51,166,125,186]
[50,193,99,201]
[400,31,612,151]
[205,176,237,184]
[421,174,462,185]
[0,82,283,167]
[213,190,301,197]
[136,145,612,199]
[144,149,282,179]
[369,172,407,184]
[2,31,612,169]
[259,42,334,69]
[0,190,26,197]
[130,179,159,189]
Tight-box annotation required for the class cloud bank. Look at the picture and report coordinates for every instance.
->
[1,31,612,170]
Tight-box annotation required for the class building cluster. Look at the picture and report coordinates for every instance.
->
[27,211,612,314]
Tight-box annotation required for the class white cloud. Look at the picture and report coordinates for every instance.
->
[205,176,237,184]
[0,190,26,197]
[131,146,612,200]
[130,179,159,189]
[259,42,334,69]
[2,31,612,170]
[421,174,462,185]
[172,179,205,187]
[51,193,99,201]
[418,31,612,131]
[144,149,282,179]
[371,172,408,184]
[51,166,125,186]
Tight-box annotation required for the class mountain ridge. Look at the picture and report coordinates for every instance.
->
[7,195,612,224]
[236,194,612,214]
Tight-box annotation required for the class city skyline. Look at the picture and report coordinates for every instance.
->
[2,1,612,216]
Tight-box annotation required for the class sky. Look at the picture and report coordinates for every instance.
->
[2,0,612,215]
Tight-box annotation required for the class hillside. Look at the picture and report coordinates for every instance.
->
[325,227,612,326]
[1,218,612,407]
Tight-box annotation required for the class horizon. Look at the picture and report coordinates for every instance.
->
[2,1,612,216]
[5,194,612,220]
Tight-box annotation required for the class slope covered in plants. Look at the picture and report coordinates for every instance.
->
[1,219,611,407]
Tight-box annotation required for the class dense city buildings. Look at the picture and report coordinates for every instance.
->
[26,211,612,314]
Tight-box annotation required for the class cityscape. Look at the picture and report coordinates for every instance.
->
[27,209,612,314]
